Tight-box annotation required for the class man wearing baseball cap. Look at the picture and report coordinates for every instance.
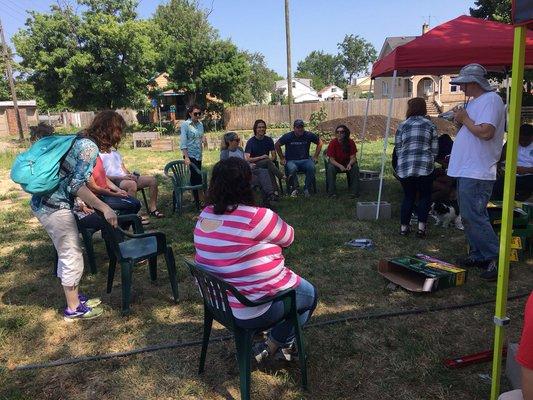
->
[447,63,505,281]
[275,119,323,197]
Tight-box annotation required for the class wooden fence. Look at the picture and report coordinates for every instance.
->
[224,98,410,130]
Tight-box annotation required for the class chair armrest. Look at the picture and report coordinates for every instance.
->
[117,214,144,233]
[228,286,296,307]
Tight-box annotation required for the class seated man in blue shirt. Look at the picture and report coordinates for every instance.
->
[275,119,323,197]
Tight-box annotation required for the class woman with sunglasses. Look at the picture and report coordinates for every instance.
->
[220,131,276,206]
[245,119,285,197]
[180,104,207,205]
[394,97,438,238]
[325,124,360,198]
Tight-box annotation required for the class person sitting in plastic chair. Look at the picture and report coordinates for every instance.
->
[193,157,318,362]
[275,119,322,198]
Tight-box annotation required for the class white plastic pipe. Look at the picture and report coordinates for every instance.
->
[376,70,397,219]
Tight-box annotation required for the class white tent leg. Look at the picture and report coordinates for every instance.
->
[358,79,373,165]
[376,70,397,219]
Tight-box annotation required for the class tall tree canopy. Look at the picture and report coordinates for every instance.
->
[14,0,156,110]
[470,0,511,23]
[245,52,282,104]
[295,51,345,90]
[337,35,377,85]
[153,0,252,106]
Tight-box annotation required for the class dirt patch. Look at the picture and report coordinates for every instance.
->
[316,115,458,141]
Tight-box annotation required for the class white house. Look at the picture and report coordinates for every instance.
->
[317,85,344,101]
[274,78,319,103]
[373,24,464,113]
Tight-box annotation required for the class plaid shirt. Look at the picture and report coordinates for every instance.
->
[394,116,438,178]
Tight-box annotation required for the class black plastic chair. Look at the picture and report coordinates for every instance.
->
[164,160,207,214]
[99,213,178,315]
[139,187,149,213]
[184,259,308,400]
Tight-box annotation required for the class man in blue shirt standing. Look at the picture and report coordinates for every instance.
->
[275,119,323,197]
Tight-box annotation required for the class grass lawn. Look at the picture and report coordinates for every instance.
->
[0,133,531,399]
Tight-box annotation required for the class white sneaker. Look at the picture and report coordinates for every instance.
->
[290,189,298,197]
[303,189,310,198]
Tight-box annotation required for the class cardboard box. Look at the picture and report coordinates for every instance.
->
[378,254,467,292]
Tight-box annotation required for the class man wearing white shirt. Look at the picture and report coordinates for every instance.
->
[447,63,506,281]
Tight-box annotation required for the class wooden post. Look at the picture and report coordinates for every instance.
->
[284,0,293,124]
[0,18,23,139]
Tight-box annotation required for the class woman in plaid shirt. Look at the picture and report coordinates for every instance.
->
[394,97,438,237]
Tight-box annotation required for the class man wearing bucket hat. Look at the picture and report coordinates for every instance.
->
[447,63,506,281]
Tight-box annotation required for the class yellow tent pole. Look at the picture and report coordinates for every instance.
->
[490,25,526,400]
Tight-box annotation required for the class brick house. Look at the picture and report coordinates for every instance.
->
[0,100,39,136]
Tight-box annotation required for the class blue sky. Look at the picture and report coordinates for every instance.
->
[3,0,472,75]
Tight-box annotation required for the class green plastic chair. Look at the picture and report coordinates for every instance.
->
[164,160,207,214]
[184,259,308,400]
[99,213,179,315]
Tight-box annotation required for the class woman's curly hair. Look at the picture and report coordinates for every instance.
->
[83,110,126,151]
[206,158,255,214]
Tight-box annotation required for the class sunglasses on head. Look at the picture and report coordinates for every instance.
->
[193,112,202,116]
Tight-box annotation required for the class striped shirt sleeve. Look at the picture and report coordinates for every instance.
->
[251,207,294,248]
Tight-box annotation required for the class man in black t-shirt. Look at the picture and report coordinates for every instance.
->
[275,119,323,197]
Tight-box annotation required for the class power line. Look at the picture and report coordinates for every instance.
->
[0,0,29,19]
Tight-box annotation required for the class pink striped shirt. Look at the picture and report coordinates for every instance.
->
[194,204,301,320]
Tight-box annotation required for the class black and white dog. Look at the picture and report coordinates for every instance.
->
[430,201,464,230]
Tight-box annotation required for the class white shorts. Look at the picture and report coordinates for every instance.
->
[34,208,84,287]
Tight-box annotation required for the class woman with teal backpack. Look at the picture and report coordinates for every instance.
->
[30,111,122,322]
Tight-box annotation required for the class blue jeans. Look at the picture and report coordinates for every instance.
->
[456,177,499,261]
[235,278,317,345]
[285,158,316,192]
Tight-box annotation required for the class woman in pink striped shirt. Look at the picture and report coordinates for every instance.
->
[194,158,317,362]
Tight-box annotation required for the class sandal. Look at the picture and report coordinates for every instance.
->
[399,227,411,236]
[149,209,164,218]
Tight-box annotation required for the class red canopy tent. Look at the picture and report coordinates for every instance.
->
[371,15,533,78]
[367,15,533,219]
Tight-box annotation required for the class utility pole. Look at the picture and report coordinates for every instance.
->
[284,0,293,124]
[0,18,23,140]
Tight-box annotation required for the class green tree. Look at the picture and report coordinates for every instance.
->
[13,5,80,110]
[153,0,251,106]
[0,51,36,101]
[470,0,511,22]
[295,50,344,90]
[244,52,282,104]
[469,0,533,92]
[337,35,377,84]
[14,0,156,110]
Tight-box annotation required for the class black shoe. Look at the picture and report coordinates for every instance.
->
[480,260,498,281]
[456,256,485,269]
[416,229,426,238]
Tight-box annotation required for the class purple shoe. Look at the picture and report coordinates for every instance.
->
[63,302,103,322]
[78,293,102,308]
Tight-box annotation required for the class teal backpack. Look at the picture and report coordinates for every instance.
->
[10,135,78,195]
